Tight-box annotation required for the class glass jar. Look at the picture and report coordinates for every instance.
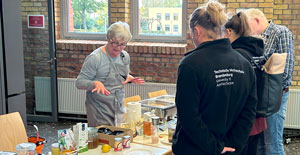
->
[122,135,131,149]
[168,125,176,143]
[151,116,160,144]
[16,142,36,155]
[114,137,122,151]
[87,127,99,149]
[51,143,60,155]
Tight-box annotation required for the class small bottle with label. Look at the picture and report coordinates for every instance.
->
[151,116,160,144]
[114,137,122,151]
[143,115,152,138]
[122,135,131,149]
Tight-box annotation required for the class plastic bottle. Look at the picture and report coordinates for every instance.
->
[151,116,160,144]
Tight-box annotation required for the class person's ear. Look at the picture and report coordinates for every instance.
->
[225,29,232,37]
[193,26,201,37]
[254,17,260,25]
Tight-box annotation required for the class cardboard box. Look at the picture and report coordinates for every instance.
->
[96,125,133,148]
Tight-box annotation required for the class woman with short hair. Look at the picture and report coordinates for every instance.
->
[76,21,145,127]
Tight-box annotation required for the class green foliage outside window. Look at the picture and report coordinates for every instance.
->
[71,0,108,33]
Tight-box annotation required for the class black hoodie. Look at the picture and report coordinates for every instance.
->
[172,38,257,155]
[231,36,264,62]
[232,36,264,119]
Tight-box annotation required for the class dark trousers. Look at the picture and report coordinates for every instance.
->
[240,132,264,155]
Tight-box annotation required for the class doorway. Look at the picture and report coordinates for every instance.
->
[25,0,58,122]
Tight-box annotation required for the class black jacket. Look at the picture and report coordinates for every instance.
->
[231,36,264,62]
[232,36,264,118]
[172,39,257,155]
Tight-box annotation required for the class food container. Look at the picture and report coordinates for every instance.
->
[16,142,36,155]
[154,95,175,103]
[168,125,176,143]
[139,98,176,120]
[88,127,98,149]
[51,143,60,155]
[114,137,122,151]
[122,135,131,149]
[96,125,133,148]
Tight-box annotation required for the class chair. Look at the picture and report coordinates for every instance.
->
[0,112,28,152]
[124,95,142,107]
[148,89,168,98]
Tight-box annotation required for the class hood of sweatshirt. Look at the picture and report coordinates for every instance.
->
[231,36,264,57]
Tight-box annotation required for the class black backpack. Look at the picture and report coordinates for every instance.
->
[236,48,286,118]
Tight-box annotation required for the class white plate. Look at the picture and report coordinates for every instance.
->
[122,148,154,155]
[160,137,172,145]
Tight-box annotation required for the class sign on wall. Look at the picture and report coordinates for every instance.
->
[27,15,44,28]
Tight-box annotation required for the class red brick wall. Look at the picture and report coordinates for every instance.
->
[21,0,50,113]
[56,40,186,83]
[20,0,300,114]
[22,0,300,94]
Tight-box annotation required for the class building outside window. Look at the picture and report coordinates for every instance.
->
[157,13,162,20]
[173,25,178,32]
[131,0,187,42]
[157,24,161,31]
[165,13,170,20]
[173,13,178,21]
[60,0,109,40]
[165,24,170,32]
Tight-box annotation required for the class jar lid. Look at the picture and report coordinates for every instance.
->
[51,143,59,148]
[88,127,98,134]
[114,137,122,141]
[123,135,130,139]
[16,143,36,150]
[151,116,160,125]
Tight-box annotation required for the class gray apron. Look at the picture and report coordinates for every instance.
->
[86,47,129,127]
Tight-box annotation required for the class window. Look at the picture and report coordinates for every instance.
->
[131,0,187,42]
[173,25,178,32]
[165,13,170,20]
[165,25,170,32]
[157,24,161,31]
[173,13,178,21]
[60,0,110,40]
[157,13,161,20]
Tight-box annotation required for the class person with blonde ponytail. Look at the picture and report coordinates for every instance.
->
[172,1,257,154]
[225,11,266,155]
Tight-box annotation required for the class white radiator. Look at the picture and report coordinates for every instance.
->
[34,77,176,115]
[57,78,87,115]
[284,89,300,129]
[34,76,52,112]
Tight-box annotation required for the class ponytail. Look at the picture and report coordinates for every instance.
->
[225,12,252,36]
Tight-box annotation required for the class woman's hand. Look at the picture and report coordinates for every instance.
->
[122,75,145,85]
[221,147,235,154]
[92,81,110,96]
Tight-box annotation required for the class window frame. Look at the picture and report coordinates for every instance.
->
[60,0,111,40]
[165,24,170,32]
[173,25,178,32]
[173,13,178,21]
[157,13,161,20]
[165,13,170,21]
[131,1,187,43]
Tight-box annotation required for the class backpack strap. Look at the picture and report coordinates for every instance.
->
[235,48,266,70]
